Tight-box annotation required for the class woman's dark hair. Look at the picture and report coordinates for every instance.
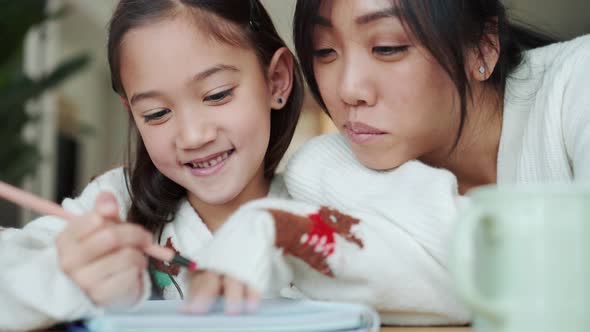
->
[294,0,555,145]
[108,0,303,233]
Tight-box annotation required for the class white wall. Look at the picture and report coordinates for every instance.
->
[20,0,124,225]
[261,0,296,48]
[262,0,590,42]
[504,0,590,38]
[58,0,126,189]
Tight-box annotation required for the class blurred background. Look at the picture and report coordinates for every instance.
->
[1,0,589,227]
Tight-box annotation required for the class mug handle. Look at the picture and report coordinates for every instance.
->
[450,206,505,323]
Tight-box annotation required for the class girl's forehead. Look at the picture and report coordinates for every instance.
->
[121,17,251,61]
[122,11,250,48]
[118,18,262,92]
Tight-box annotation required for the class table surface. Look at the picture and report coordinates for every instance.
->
[380,327,470,332]
[42,326,471,331]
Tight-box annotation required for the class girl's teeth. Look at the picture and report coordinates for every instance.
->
[190,150,232,169]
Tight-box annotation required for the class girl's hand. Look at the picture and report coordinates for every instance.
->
[185,271,260,315]
[56,192,153,307]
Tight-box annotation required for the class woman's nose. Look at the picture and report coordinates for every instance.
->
[338,56,377,107]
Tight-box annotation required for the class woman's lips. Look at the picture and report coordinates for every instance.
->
[344,121,386,144]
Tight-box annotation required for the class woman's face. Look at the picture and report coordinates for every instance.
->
[312,0,460,170]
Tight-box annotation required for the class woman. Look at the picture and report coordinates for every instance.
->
[293,0,590,191]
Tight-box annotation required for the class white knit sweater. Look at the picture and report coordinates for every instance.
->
[195,134,471,326]
[498,34,590,183]
[0,168,289,331]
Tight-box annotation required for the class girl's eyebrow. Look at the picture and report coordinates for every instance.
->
[313,6,400,28]
[191,64,239,83]
[129,64,239,106]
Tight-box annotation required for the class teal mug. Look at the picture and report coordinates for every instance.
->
[451,184,590,332]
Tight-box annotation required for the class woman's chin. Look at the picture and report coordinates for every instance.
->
[356,153,407,171]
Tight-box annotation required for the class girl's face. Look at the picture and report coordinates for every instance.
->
[119,17,276,207]
[312,0,459,170]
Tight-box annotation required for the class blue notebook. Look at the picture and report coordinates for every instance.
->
[85,299,380,332]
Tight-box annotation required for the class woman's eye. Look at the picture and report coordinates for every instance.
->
[143,109,170,123]
[204,88,234,103]
[373,45,409,56]
[313,48,336,58]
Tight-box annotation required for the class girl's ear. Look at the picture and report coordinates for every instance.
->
[468,21,500,81]
[267,47,294,110]
[120,96,131,111]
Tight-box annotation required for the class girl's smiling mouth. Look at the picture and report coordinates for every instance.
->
[185,149,235,176]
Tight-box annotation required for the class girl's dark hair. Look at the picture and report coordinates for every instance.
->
[108,0,303,233]
[294,0,555,145]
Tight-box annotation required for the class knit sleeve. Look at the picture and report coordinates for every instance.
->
[194,197,470,325]
[0,167,151,331]
[562,36,590,182]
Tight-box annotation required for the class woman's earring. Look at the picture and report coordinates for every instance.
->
[277,97,284,104]
[479,66,486,74]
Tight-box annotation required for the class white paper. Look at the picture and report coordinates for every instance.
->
[87,299,380,332]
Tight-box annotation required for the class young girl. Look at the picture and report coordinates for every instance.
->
[186,0,589,326]
[0,0,303,330]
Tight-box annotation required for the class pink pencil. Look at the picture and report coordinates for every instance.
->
[0,180,197,271]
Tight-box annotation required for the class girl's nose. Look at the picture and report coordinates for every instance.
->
[175,110,216,150]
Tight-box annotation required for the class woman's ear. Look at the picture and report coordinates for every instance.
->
[267,47,294,110]
[468,21,500,81]
[120,96,131,111]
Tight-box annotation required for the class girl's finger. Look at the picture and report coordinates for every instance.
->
[56,212,105,250]
[244,285,261,313]
[89,266,144,307]
[185,272,222,314]
[222,275,246,315]
[60,223,152,272]
[94,192,121,221]
[60,191,121,243]
[70,247,148,292]
[56,213,106,273]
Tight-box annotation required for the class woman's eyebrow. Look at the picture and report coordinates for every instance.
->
[356,6,401,25]
[313,6,400,28]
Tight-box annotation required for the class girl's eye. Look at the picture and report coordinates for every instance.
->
[373,45,409,56]
[313,48,336,58]
[143,108,171,123]
[204,88,234,103]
